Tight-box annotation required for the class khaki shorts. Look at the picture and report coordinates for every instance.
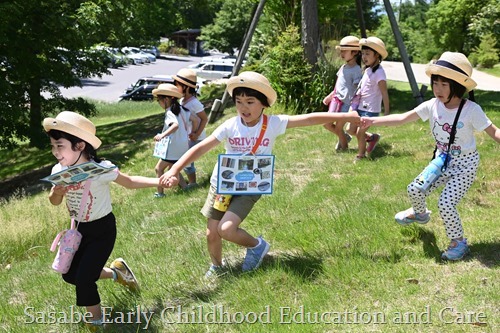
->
[201,185,261,221]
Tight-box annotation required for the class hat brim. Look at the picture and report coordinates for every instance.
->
[43,118,102,149]
[425,64,477,91]
[226,76,277,106]
[152,88,182,98]
[172,74,197,88]
[360,42,388,60]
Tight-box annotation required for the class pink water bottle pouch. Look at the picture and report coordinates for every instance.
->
[50,219,82,274]
[328,96,343,113]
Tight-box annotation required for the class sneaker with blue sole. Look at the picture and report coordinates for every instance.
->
[395,208,431,225]
[242,236,270,272]
[441,238,469,261]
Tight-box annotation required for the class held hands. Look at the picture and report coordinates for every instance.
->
[159,171,179,188]
[360,117,374,129]
[346,111,361,125]
[188,132,199,141]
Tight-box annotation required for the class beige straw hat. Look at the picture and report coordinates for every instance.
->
[226,71,277,106]
[359,37,388,60]
[152,83,183,98]
[172,68,197,88]
[336,36,360,51]
[425,52,477,91]
[43,111,102,149]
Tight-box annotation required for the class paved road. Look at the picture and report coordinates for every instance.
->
[383,61,500,92]
[59,55,201,102]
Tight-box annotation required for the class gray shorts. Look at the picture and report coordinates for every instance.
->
[201,185,261,221]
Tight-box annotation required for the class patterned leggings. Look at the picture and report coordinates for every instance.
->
[407,151,479,239]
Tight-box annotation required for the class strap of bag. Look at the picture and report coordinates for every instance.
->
[250,115,268,155]
[433,99,466,171]
[75,180,92,228]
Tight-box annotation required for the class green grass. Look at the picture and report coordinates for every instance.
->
[0,84,499,332]
[480,64,500,78]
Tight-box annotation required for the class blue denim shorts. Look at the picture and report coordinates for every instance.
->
[356,110,380,118]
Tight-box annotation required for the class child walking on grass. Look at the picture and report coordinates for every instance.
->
[173,68,208,188]
[322,35,363,151]
[152,83,199,197]
[361,52,500,261]
[348,36,390,162]
[44,111,163,330]
[159,71,360,277]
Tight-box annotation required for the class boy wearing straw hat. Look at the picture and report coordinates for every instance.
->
[361,52,500,261]
[160,71,360,277]
[323,35,363,151]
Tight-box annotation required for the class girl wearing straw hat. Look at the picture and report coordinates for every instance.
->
[173,68,208,188]
[152,83,200,197]
[349,36,390,162]
[43,111,164,329]
[159,71,359,277]
[323,35,363,151]
[361,52,500,261]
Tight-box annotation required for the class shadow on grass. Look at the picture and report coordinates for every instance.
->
[400,226,441,261]
[468,241,499,268]
[260,251,324,281]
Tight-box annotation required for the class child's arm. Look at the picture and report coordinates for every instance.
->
[484,123,500,144]
[361,110,420,129]
[190,111,208,141]
[114,172,160,189]
[154,122,179,141]
[379,80,390,116]
[49,185,67,205]
[189,114,200,135]
[322,91,334,105]
[286,111,360,129]
[161,135,220,187]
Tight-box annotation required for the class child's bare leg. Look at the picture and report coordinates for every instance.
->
[154,160,169,194]
[217,212,258,248]
[207,218,223,266]
[86,304,102,322]
[357,126,368,157]
[323,122,336,134]
[334,120,348,149]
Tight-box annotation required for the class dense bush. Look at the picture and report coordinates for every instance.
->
[469,34,499,68]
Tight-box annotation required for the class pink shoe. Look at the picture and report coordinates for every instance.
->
[366,134,380,154]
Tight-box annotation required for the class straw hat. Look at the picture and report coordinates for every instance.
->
[425,52,477,91]
[359,37,388,60]
[336,36,360,51]
[172,68,197,88]
[43,111,102,149]
[152,83,182,98]
[226,71,277,106]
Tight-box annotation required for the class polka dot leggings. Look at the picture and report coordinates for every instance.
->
[407,151,479,239]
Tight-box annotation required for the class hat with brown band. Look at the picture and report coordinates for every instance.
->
[336,36,360,51]
[226,71,277,106]
[173,68,197,88]
[43,111,102,149]
[425,52,477,91]
[359,37,388,60]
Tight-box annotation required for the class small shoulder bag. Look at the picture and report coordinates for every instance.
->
[50,180,91,274]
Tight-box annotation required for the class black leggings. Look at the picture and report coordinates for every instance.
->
[62,212,116,306]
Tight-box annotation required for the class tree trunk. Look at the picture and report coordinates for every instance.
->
[301,0,319,70]
[28,76,45,148]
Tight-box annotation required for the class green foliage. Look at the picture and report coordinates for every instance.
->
[199,0,256,55]
[469,34,499,68]
[261,25,313,114]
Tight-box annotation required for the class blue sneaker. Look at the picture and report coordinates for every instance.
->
[242,237,270,272]
[204,259,227,279]
[395,208,431,225]
[441,238,469,261]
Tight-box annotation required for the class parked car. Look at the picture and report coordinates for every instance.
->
[194,62,235,81]
[140,45,161,58]
[119,75,174,101]
[122,47,156,63]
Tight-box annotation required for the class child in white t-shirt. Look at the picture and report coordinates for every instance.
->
[361,52,500,261]
[43,111,163,330]
[152,83,199,197]
[160,71,360,277]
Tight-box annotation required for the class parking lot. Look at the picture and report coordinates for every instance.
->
[59,55,201,102]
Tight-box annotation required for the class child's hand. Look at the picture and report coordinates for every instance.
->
[322,95,332,106]
[160,171,179,188]
[188,132,199,141]
[52,185,68,196]
[360,117,374,129]
[154,133,163,141]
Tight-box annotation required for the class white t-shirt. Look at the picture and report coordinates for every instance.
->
[162,108,190,161]
[415,98,492,156]
[209,115,289,186]
[51,160,119,222]
[357,66,387,113]
[181,97,206,140]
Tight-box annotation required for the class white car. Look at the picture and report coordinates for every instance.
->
[122,47,156,63]
[194,62,235,80]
